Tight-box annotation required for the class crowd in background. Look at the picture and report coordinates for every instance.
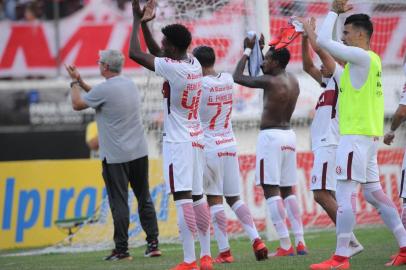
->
[0,0,141,21]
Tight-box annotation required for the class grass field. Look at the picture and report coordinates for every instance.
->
[0,226,400,270]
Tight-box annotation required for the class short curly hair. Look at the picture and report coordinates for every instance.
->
[161,24,192,51]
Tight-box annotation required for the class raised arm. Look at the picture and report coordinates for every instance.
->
[129,0,156,71]
[78,76,92,92]
[64,63,92,92]
[302,17,336,76]
[301,21,322,84]
[65,65,89,111]
[141,22,163,57]
[316,10,369,66]
[233,37,270,89]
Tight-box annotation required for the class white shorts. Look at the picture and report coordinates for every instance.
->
[255,129,297,187]
[310,145,337,191]
[335,135,379,183]
[400,150,406,198]
[163,140,204,195]
[203,145,241,197]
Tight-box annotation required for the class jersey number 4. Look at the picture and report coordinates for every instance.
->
[181,89,202,120]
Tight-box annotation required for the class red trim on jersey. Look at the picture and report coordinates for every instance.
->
[322,162,328,190]
[169,163,174,193]
[400,169,405,198]
[331,78,339,119]
[162,81,171,114]
[260,159,264,185]
[315,90,337,110]
[347,152,353,180]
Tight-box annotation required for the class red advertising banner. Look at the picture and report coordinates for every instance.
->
[1,0,405,78]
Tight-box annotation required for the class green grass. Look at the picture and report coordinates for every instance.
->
[0,226,399,270]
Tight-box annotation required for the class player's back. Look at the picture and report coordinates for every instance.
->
[199,72,235,151]
[261,72,299,129]
[155,56,203,142]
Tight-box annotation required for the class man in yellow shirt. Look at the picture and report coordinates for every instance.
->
[311,0,406,269]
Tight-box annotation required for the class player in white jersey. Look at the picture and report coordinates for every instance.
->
[384,55,406,230]
[192,46,268,263]
[299,17,363,257]
[129,1,212,270]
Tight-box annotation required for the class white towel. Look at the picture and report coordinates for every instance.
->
[289,17,304,32]
[247,31,263,77]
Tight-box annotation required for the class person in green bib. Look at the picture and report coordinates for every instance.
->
[310,0,406,269]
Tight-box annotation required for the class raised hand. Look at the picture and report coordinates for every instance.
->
[332,0,353,14]
[309,17,316,31]
[141,0,156,23]
[132,0,144,18]
[244,36,256,50]
[65,64,81,80]
[383,131,395,145]
[259,33,265,50]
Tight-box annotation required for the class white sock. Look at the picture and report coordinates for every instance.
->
[363,182,406,247]
[335,180,358,257]
[284,195,305,246]
[175,199,196,263]
[266,196,291,249]
[231,200,260,242]
[210,204,230,252]
[402,203,406,229]
[193,198,211,257]
[350,233,360,246]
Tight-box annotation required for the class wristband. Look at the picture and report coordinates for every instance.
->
[243,48,252,57]
[70,81,80,88]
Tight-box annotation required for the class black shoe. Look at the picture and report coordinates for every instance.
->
[144,240,162,257]
[104,249,133,261]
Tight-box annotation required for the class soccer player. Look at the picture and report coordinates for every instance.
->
[384,54,406,229]
[233,38,307,256]
[311,0,406,268]
[192,45,268,263]
[299,17,363,256]
[129,1,212,270]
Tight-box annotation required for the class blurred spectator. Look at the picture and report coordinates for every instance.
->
[42,0,83,20]
[24,1,40,21]
[3,0,17,19]
[86,120,99,158]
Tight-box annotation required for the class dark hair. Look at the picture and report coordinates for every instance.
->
[161,24,192,51]
[269,47,291,69]
[344,14,373,39]
[192,46,215,67]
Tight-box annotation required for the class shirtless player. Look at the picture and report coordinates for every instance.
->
[233,38,307,256]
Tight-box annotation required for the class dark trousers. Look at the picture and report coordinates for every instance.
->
[102,155,159,252]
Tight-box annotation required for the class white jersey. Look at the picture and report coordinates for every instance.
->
[199,72,236,151]
[400,77,406,105]
[310,64,343,151]
[155,56,204,142]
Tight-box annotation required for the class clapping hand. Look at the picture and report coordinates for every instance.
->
[332,0,353,14]
[65,64,81,81]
